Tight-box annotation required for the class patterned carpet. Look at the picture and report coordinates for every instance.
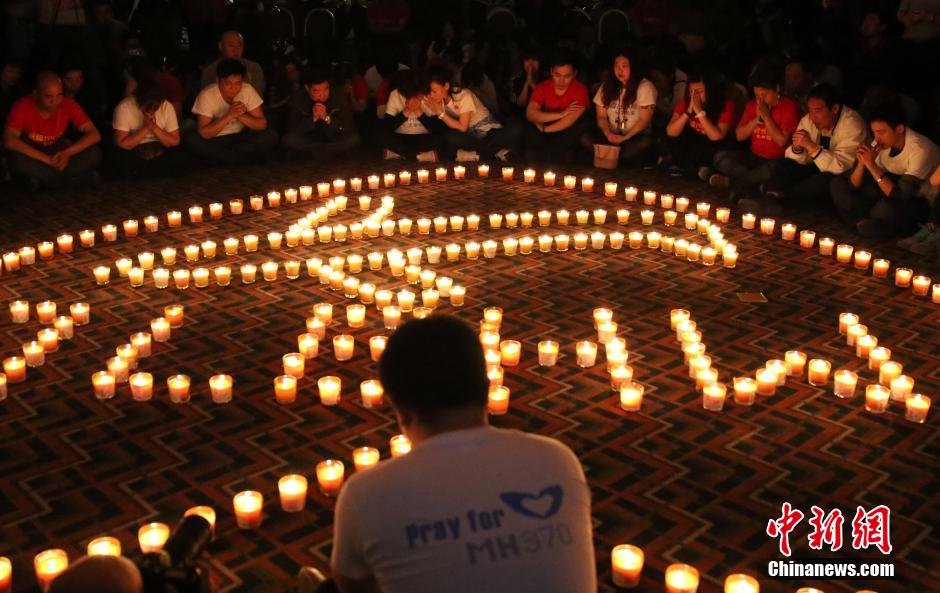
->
[0,158,937,593]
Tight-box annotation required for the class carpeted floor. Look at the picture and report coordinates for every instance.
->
[0,158,937,593]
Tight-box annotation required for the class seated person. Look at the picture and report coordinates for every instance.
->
[187,59,277,165]
[897,163,940,257]
[283,67,361,159]
[200,31,266,96]
[4,72,102,190]
[750,83,866,215]
[581,49,657,165]
[710,66,800,202]
[830,103,940,238]
[524,50,589,162]
[303,315,596,593]
[663,68,735,179]
[49,555,142,593]
[422,67,518,162]
[111,73,184,176]
[507,46,545,116]
[380,70,443,162]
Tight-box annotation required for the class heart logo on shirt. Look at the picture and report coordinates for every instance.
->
[499,485,563,519]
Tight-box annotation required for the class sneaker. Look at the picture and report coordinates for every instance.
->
[416,150,439,163]
[897,227,933,251]
[708,173,730,189]
[455,149,480,163]
[494,148,512,162]
[697,166,713,182]
[297,567,327,593]
[383,149,403,160]
[908,230,940,256]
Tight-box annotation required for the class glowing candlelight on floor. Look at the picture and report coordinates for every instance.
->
[315,459,345,496]
[151,317,170,342]
[34,300,56,324]
[755,368,777,396]
[484,385,510,415]
[838,312,859,335]
[191,268,209,288]
[333,335,355,361]
[783,350,806,376]
[19,245,35,265]
[432,167,446,181]
[894,267,913,287]
[836,244,853,264]
[34,549,68,590]
[0,556,10,592]
[167,374,191,403]
[115,343,137,369]
[618,382,643,411]
[249,194,263,210]
[357,379,384,408]
[499,340,521,366]
[905,394,930,423]
[23,342,44,367]
[561,175,575,190]
[759,217,775,235]
[57,232,76,252]
[282,353,304,378]
[855,334,878,358]
[851,250,871,269]
[816,237,834,256]
[2,251,20,271]
[369,336,387,362]
[172,269,190,290]
[416,169,429,184]
[724,574,759,593]
[912,275,931,296]
[37,240,56,259]
[11,302,30,323]
[576,340,598,367]
[261,261,278,282]
[390,434,412,457]
[703,382,727,411]
[92,371,116,399]
[846,323,867,346]
[278,474,308,512]
[933,284,940,303]
[741,213,756,230]
[129,372,153,401]
[500,166,514,181]
[879,361,903,386]
[610,365,634,390]
[274,375,297,404]
[163,305,184,328]
[889,375,913,401]
[136,523,171,553]
[318,375,341,405]
[665,563,699,593]
[864,384,890,413]
[209,374,233,404]
[640,209,654,225]
[805,358,831,386]
[479,164,491,177]
[869,258,890,278]
[833,370,858,398]
[349,447,380,473]
[450,285,466,306]
[54,317,75,341]
[165,210,183,227]
[454,165,466,179]
[87,536,121,556]
[729,377,757,405]
[5,356,30,382]
[609,544,644,588]
[233,491,264,528]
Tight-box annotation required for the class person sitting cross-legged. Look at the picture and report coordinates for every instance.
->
[422,67,519,163]
[830,103,940,239]
[380,70,444,162]
[663,68,735,179]
[896,163,940,258]
[744,83,867,216]
[297,314,597,593]
[283,68,361,160]
[4,71,102,190]
[186,58,277,165]
[111,74,186,176]
[523,50,589,163]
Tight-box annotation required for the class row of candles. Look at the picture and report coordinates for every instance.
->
[5,435,414,592]
[1,302,91,395]
[739,213,938,303]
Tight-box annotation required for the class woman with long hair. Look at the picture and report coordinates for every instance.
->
[582,48,657,164]
[664,68,736,179]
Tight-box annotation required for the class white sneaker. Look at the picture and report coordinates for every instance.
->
[456,149,480,162]
[416,150,439,163]
[297,567,327,593]
[495,148,510,162]
[383,149,403,160]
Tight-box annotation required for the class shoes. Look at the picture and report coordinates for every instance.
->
[897,227,933,251]
[416,150,439,163]
[383,149,403,160]
[697,166,713,182]
[708,173,730,188]
[297,567,327,593]
[455,149,480,163]
[494,148,512,162]
[908,230,940,256]
[856,218,891,239]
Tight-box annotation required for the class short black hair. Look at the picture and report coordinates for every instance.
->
[549,50,578,72]
[396,70,427,99]
[302,67,331,87]
[748,59,781,89]
[807,83,842,109]
[869,102,906,128]
[378,315,488,422]
[133,76,165,111]
[427,66,452,87]
[216,58,246,79]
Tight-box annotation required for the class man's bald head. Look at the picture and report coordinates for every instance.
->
[35,71,62,92]
[49,555,143,593]
[219,31,245,60]
[34,71,64,112]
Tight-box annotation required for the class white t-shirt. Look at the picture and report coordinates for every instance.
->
[332,426,596,593]
[593,78,657,133]
[385,89,433,134]
[875,128,940,198]
[191,83,264,137]
[112,98,179,144]
[443,88,501,137]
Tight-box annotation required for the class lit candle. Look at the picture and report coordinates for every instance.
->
[10,300,30,324]
[807,359,831,386]
[34,549,68,590]
[87,536,121,556]
[233,491,264,528]
[500,340,521,366]
[756,368,777,396]
[19,246,35,265]
[79,229,96,247]
[741,213,756,230]
[23,341,45,367]
[665,563,699,593]
[543,171,555,186]
[315,459,345,496]
[360,380,384,408]
[157,371,186,401]
[879,361,903,386]
[450,285,466,307]
[838,312,859,335]
[353,447,380,471]
[818,237,835,255]
[618,383,643,412]
[912,275,931,296]
[36,301,56,324]
[0,556,10,592]
[703,382,727,411]
[759,217,775,235]
[846,323,867,347]
[836,244,854,264]
[417,169,429,184]
[854,250,872,269]
[57,233,75,252]
[733,377,757,405]
[370,336,387,362]
[151,317,171,342]
[889,375,913,401]
[872,258,890,278]
[865,384,890,413]
[855,334,878,358]
[833,370,858,398]
[138,522,171,552]
[724,574,759,593]
[334,335,355,361]
[318,375,342,405]
[894,267,912,287]
[390,434,412,457]
[184,506,216,533]
[488,386,510,415]
[115,343,137,368]
[38,241,55,259]
[129,372,153,401]
[905,394,930,423]
[278,474,308,512]
[624,186,638,201]
[576,341,598,367]
[785,350,806,376]
[172,269,190,290]
[91,371,116,399]
[2,251,20,272]
[209,374,233,404]
[273,375,297,404]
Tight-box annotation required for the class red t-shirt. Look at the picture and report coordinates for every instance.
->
[5,96,90,151]
[738,96,800,159]
[529,79,590,113]
[352,76,369,103]
[376,79,392,107]
[674,97,736,135]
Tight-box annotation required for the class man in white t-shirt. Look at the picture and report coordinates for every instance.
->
[186,59,277,165]
[831,102,940,238]
[298,315,596,593]
[111,75,185,176]
[422,67,519,162]
[380,70,444,162]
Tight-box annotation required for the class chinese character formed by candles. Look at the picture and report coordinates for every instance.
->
[620,383,644,412]
[209,374,233,403]
[167,374,191,403]
[318,375,342,405]
[274,375,297,404]
[92,371,116,399]
[833,370,858,398]
[129,372,153,401]
[865,384,890,413]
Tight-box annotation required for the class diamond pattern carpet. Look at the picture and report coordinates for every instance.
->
[0,158,937,593]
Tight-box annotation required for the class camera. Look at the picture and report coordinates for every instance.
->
[137,515,213,593]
